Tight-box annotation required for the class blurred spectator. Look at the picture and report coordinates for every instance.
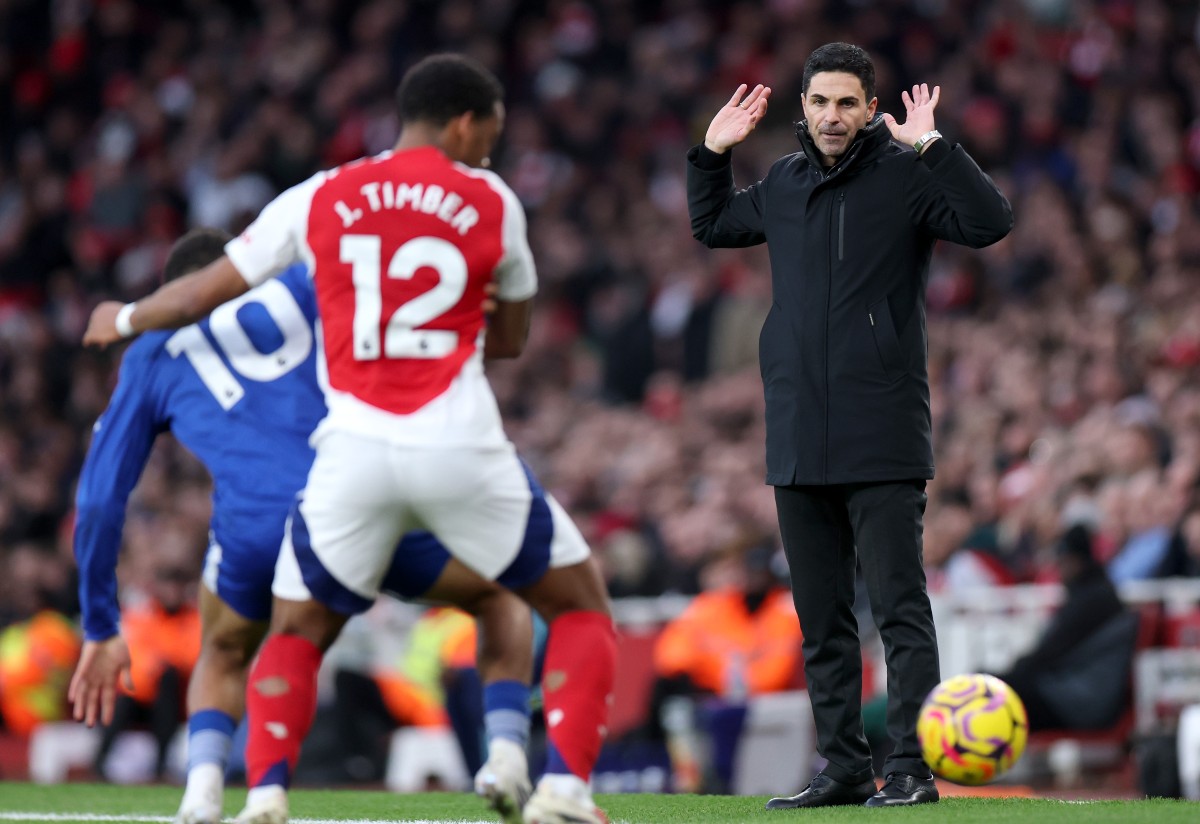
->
[0,540,81,736]
[325,606,478,783]
[1162,507,1200,579]
[996,524,1137,733]
[1108,469,1179,583]
[647,537,801,792]
[0,610,80,737]
[653,540,800,699]
[924,493,1017,593]
[92,521,201,781]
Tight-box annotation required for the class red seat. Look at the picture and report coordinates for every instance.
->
[608,628,662,739]
[1164,606,1200,648]
[0,732,29,780]
[1026,707,1136,749]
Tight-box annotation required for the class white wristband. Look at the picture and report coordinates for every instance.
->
[115,303,137,338]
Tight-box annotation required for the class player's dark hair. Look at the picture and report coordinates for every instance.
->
[802,42,875,101]
[396,53,504,127]
[163,227,233,282]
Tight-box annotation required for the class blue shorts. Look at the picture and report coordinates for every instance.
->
[202,530,281,622]
[201,523,459,620]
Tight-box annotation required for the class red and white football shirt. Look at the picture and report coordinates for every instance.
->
[225,147,536,447]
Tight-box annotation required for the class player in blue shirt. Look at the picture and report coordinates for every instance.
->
[69,229,538,824]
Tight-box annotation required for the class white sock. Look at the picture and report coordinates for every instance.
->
[244,784,287,808]
[487,737,526,763]
[539,772,591,802]
[180,763,223,805]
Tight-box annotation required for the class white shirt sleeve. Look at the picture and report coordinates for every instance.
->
[225,172,326,287]
[480,171,537,302]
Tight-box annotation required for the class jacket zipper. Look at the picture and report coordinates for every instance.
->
[824,190,838,483]
[838,192,845,261]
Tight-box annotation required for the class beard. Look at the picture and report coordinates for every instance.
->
[812,127,850,159]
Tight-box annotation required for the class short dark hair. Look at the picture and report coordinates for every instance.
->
[163,227,233,282]
[1056,523,1097,564]
[802,42,875,101]
[396,53,504,127]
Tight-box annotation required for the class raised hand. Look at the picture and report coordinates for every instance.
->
[68,636,134,727]
[881,83,940,150]
[704,83,772,154]
[83,301,125,349]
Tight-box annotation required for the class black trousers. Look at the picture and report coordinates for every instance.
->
[775,480,939,784]
[94,665,184,780]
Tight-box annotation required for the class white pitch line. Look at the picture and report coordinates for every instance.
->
[0,816,496,824]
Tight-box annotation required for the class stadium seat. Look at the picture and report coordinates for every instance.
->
[27,722,98,784]
[1164,606,1200,648]
[731,690,814,795]
[0,732,30,781]
[384,726,470,793]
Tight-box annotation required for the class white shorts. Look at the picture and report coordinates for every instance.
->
[272,430,590,614]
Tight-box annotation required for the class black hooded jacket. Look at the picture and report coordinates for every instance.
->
[687,116,1013,485]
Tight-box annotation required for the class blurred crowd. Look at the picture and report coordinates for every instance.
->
[1,0,1200,734]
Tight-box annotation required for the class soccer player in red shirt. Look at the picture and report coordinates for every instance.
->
[84,54,614,824]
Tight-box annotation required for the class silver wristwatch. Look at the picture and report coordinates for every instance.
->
[912,130,942,154]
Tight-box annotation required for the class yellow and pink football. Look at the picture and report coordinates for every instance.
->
[917,673,1029,785]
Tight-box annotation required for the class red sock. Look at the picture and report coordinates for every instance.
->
[541,610,617,779]
[244,634,323,788]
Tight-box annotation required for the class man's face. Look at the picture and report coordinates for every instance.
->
[455,101,505,168]
[152,564,194,613]
[802,71,877,166]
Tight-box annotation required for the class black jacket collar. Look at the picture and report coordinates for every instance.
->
[795,114,890,179]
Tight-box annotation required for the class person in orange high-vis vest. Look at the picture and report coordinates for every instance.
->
[328,606,481,783]
[374,606,478,729]
[0,611,82,736]
[654,546,802,698]
[93,557,202,780]
[651,541,803,793]
[120,590,203,705]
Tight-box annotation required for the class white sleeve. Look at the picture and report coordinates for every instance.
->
[483,172,537,302]
[225,172,325,287]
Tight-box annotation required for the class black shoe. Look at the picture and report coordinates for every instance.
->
[864,772,939,807]
[765,772,877,809]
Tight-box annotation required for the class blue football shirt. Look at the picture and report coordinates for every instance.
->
[74,264,325,640]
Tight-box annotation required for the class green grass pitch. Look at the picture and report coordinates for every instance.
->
[0,782,1195,824]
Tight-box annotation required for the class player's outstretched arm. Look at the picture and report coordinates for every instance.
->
[704,83,771,155]
[83,256,250,348]
[68,636,134,728]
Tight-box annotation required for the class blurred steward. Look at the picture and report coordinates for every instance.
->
[93,523,201,780]
[0,542,81,736]
[649,537,802,792]
[653,540,801,697]
[331,606,480,783]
